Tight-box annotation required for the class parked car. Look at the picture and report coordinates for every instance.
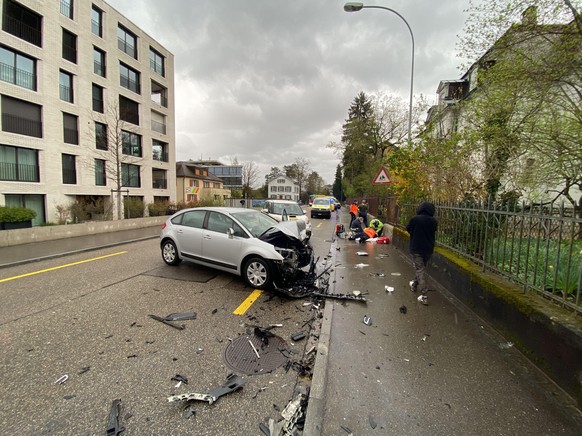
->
[160,207,313,290]
[310,197,334,219]
[262,200,312,237]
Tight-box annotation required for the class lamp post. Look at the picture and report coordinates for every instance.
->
[344,2,415,144]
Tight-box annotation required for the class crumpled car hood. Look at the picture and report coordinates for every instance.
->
[259,220,307,246]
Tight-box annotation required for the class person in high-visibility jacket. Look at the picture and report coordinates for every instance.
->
[349,201,358,223]
[369,218,384,236]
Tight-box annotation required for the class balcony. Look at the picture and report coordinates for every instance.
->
[2,15,42,47]
[151,120,166,135]
[0,63,36,90]
[153,179,167,189]
[64,127,79,145]
[1,114,42,138]
[0,162,39,182]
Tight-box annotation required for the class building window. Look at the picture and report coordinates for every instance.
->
[60,0,73,19]
[152,168,167,189]
[5,193,45,225]
[2,0,42,47]
[149,47,165,76]
[277,178,285,183]
[91,5,102,37]
[151,110,166,134]
[92,84,104,113]
[151,80,167,107]
[95,122,107,150]
[62,29,77,63]
[59,70,73,102]
[120,62,140,94]
[203,181,210,188]
[152,139,168,162]
[117,24,137,59]
[285,186,291,192]
[94,158,106,186]
[63,112,78,144]
[1,95,42,137]
[93,47,105,77]
[122,130,141,157]
[0,144,39,182]
[121,163,140,187]
[119,95,139,125]
[270,186,276,192]
[62,153,76,184]
[0,46,36,90]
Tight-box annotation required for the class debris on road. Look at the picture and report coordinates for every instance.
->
[148,314,184,330]
[369,272,385,277]
[362,315,372,326]
[357,251,368,256]
[78,366,90,375]
[167,373,245,405]
[369,415,378,429]
[106,399,125,436]
[385,286,395,293]
[354,263,369,268]
[399,305,407,314]
[291,332,306,341]
[171,374,188,386]
[248,337,261,359]
[54,374,68,385]
[163,312,197,321]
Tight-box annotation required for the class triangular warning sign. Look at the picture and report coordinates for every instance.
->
[373,166,391,185]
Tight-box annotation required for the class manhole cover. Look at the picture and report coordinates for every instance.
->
[224,334,288,375]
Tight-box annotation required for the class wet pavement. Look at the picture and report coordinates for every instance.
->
[1,216,581,435]
[305,212,582,435]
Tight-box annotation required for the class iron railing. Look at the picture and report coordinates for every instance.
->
[399,200,582,314]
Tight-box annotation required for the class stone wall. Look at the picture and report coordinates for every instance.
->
[0,216,167,247]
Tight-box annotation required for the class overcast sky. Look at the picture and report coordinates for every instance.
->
[106,0,471,185]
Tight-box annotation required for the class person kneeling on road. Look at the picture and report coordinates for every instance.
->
[369,218,384,236]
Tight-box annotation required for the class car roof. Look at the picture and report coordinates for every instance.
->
[177,207,258,213]
[267,200,298,204]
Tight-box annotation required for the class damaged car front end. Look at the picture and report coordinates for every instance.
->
[258,221,314,286]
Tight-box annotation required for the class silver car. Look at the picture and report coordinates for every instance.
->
[262,200,312,237]
[160,207,313,290]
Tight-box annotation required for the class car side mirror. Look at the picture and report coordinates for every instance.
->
[227,228,235,238]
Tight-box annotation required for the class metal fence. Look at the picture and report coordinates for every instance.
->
[397,200,582,314]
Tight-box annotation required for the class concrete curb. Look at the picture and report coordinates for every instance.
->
[304,240,338,435]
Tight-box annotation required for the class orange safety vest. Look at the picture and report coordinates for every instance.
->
[363,227,376,238]
[349,204,358,215]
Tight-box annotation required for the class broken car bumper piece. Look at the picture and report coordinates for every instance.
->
[167,374,245,405]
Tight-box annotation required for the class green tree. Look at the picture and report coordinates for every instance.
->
[332,164,343,201]
[457,0,581,206]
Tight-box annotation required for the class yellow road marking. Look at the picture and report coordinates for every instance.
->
[233,289,263,315]
[0,251,127,283]
[317,222,323,228]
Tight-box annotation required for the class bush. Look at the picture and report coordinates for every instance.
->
[0,206,36,222]
[124,198,145,218]
[147,201,171,217]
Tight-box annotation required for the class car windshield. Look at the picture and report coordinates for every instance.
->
[272,203,303,215]
[231,209,279,237]
[313,198,329,205]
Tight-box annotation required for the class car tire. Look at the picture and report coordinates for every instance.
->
[243,257,272,290]
[161,240,182,266]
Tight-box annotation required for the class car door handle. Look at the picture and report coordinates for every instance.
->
[203,234,212,239]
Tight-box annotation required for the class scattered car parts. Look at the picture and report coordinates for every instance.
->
[106,399,125,436]
[167,373,245,405]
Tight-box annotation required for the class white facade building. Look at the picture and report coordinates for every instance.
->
[0,0,175,224]
[267,174,299,201]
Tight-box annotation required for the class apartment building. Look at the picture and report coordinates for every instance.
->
[0,0,175,224]
[175,161,230,204]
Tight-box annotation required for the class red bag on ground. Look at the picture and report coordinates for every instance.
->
[376,236,390,244]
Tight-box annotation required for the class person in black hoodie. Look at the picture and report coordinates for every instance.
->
[406,202,437,305]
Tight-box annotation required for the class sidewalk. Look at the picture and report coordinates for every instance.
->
[0,226,160,268]
[304,213,580,435]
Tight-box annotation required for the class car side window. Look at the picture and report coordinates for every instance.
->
[181,210,205,228]
[207,211,233,234]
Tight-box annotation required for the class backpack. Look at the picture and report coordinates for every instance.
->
[335,223,345,238]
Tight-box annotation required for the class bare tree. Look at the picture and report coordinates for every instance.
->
[241,161,260,198]
[89,103,142,220]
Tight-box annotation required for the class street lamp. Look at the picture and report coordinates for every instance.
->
[344,2,415,144]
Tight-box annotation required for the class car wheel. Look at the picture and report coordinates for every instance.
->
[161,240,182,265]
[243,257,272,290]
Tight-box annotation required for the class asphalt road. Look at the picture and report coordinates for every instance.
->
[0,217,338,435]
